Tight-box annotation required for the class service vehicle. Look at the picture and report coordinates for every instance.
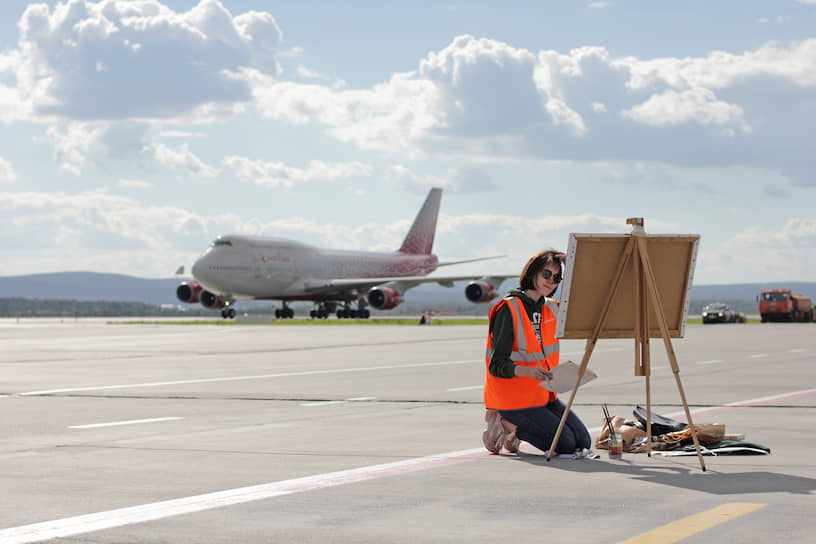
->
[702,302,745,324]
[759,287,814,322]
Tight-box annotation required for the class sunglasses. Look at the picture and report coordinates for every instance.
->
[541,269,563,283]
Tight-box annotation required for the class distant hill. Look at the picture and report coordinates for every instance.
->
[1,272,814,313]
[0,272,183,306]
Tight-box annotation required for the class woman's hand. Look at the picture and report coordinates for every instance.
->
[514,366,553,381]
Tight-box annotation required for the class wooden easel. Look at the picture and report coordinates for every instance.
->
[547,218,706,471]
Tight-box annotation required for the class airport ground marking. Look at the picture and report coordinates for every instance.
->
[617,502,767,544]
[0,389,808,543]
[69,417,184,429]
[18,359,480,396]
[0,447,486,544]
[663,387,816,421]
[300,400,347,407]
[748,353,768,359]
[696,359,724,365]
[447,385,483,391]
[0,389,816,544]
[17,348,626,397]
[786,348,807,353]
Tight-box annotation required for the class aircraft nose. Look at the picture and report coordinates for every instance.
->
[191,256,206,282]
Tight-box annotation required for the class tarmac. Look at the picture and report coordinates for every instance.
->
[0,317,814,543]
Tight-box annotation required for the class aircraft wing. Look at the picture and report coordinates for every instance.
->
[417,255,506,269]
[303,274,516,295]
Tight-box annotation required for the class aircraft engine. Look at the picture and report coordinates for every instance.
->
[367,286,402,310]
[465,280,498,303]
[176,281,203,303]
[200,289,227,309]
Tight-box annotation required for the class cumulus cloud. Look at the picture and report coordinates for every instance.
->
[0,157,17,182]
[154,143,219,177]
[725,219,816,250]
[245,35,816,182]
[0,187,675,276]
[44,123,105,176]
[3,5,815,184]
[622,88,747,129]
[248,71,442,154]
[223,156,373,187]
[0,0,285,172]
[698,219,816,281]
[296,66,329,80]
[12,0,281,121]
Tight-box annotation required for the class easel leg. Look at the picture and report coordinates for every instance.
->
[547,238,635,461]
[637,237,706,471]
[636,243,653,456]
[547,339,595,460]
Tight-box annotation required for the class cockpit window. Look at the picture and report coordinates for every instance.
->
[212,239,233,247]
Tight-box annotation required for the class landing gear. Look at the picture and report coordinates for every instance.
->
[335,298,370,319]
[275,302,294,319]
[310,303,331,319]
[220,305,236,319]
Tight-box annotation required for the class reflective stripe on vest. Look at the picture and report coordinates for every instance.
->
[483,296,560,410]
[484,297,560,362]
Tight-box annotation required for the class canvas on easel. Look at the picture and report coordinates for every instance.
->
[547,218,707,470]
[556,233,697,339]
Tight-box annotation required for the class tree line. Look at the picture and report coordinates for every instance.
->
[1,296,758,319]
[0,298,214,318]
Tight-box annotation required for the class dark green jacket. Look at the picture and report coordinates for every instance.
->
[488,288,550,379]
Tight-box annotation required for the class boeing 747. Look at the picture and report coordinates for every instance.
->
[176,188,513,318]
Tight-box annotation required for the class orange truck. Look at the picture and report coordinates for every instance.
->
[759,287,814,322]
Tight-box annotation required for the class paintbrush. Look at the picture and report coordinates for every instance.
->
[602,403,615,438]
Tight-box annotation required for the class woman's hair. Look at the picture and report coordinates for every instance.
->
[519,248,561,292]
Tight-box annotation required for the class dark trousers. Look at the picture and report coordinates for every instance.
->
[500,399,591,454]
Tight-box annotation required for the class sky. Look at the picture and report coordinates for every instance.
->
[1,0,815,286]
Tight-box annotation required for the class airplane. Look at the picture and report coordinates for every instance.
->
[176,187,514,319]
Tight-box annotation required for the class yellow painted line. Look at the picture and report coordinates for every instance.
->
[618,502,767,544]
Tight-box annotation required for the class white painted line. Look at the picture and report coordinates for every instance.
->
[447,385,483,392]
[0,447,485,544]
[787,348,807,353]
[748,353,768,359]
[300,401,346,407]
[19,359,479,396]
[561,347,623,356]
[3,388,816,543]
[661,388,816,421]
[696,359,724,365]
[346,397,376,401]
[69,417,183,429]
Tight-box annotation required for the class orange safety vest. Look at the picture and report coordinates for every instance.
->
[484,295,560,410]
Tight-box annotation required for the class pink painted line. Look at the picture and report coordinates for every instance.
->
[2,388,812,543]
[666,388,816,422]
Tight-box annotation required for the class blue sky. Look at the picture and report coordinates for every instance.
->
[1,0,815,285]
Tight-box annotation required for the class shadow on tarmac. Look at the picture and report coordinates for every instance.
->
[510,452,816,496]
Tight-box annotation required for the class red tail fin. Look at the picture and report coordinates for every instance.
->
[399,188,441,254]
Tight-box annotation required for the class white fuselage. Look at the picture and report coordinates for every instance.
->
[191,235,438,299]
